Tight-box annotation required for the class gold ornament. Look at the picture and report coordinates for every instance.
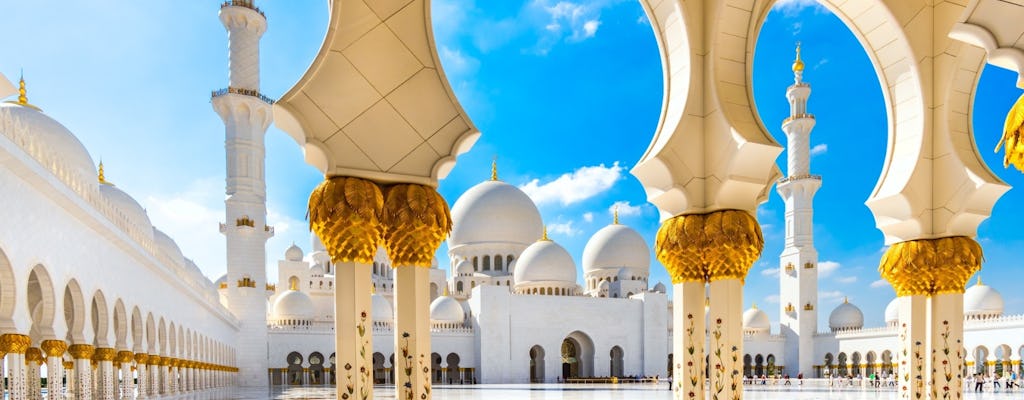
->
[25,347,43,363]
[0,334,31,354]
[116,350,134,364]
[134,353,149,364]
[655,209,764,283]
[381,184,452,267]
[68,344,95,360]
[308,176,385,264]
[63,361,73,369]
[878,236,982,296]
[93,347,117,362]
[996,93,1024,172]
[40,340,67,358]
[148,355,162,366]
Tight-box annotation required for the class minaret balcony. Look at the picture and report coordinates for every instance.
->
[782,113,815,124]
[777,174,821,185]
[784,263,796,274]
[220,0,265,17]
[211,87,275,105]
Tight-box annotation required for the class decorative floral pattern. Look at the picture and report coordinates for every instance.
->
[711,318,725,400]
[931,320,962,400]
[401,332,414,400]
[683,313,699,399]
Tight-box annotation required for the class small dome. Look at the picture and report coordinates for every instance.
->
[153,228,185,267]
[429,296,464,324]
[455,259,473,275]
[653,282,666,293]
[214,274,227,289]
[616,268,633,281]
[285,243,304,261]
[884,298,899,324]
[273,290,314,320]
[964,279,1003,317]
[449,180,543,247]
[371,293,393,322]
[743,306,770,331]
[0,103,97,182]
[99,183,154,240]
[829,299,864,331]
[514,240,577,285]
[309,264,325,276]
[582,223,650,275]
[598,280,610,290]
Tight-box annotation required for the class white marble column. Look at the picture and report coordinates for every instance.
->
[897,296,927,400]
[41,340,67,400]
[335,261,374,400]
[117,351,134,399]
[68,344,95,400]
[64,361,75,398]
[394,266,431,400]
[134,354,148,399]
[671,281,704,400]
[148,356,160,397]
[708,279,743,400]
[95,348,117,400]
[930,293,964,399]
[26,347,43,400]
[1,334,32,400]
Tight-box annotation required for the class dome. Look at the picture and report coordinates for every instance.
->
[0,102,97,182]
[371,293,393,322]
[309,264,325,276]
[449,180,543,247]
[582,223,650,275]
[513,240,577,285]
[429,296,464,324]
[455,259,473,275]
[273,290,314,320]
[98,182,154,240]
[884,298,899,324]
[743,306,770,331]
[964,279,1003,317]
[153,228,184,267]
[653,282,666,293]
[829,299,864,331]
[285,243,304,262]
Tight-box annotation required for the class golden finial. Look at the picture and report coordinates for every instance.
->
[371,284,376,294]
[490,157,498,181]
[540,225,549,241]
[977,275,983,286]
[843,296,849,304]
[792,41,805,73]
[17,72,27,105]
[613,205,620,225]
[98,161,110,185]
[752,303,758,310]
[443,286,450,296]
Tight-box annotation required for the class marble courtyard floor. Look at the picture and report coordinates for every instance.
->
[104,384,1024,399]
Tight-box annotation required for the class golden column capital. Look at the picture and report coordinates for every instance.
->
[147,355,162,365]
[93,347,117,362]
[25,347,43,363]
[381,183,452,267]
[879,236,981,296]
[116,350,134,364]
[134,353,149,364]
[308,176,385,264]
[655,209,764,283]
[0,333,31,354]
[63,361,73,369]
[40,339,68,357]
[68,344,95,360]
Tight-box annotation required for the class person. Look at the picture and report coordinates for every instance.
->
[784,374,791,385]
[994,373,1002,390]
[977,373,985,392]
[797,372,803,385]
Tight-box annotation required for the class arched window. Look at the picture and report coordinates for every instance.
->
[495,255,503,271]
[473,257,478,271]
[483,255,491,271]
[456,281,464,293]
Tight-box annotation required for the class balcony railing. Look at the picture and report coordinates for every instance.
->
[221,1,265,17]
[211,87,275,105]
[778,174,822,184]
[782,113,815,124]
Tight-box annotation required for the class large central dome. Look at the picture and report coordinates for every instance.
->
[449,180,542,247]
[582,223,650,275]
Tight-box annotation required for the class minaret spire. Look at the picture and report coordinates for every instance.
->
[613,205,619,224]
[17,71,27,105]
[792,42,804,83]
[491,156,498,181]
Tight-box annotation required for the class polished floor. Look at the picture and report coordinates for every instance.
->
[128,384,1024,399]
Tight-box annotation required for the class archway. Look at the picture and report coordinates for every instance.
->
[287,352,304,385]
[328,352,336,385]
[609,346,624,377]
[837,353,848,376]
[865,351,877,377]
[995,344,1012,375]
[113,299,128,350]
[881,350,893,374]
[974,346,989,375]
[446,353,461,384]
[373,352,386,384]
[823,353,834,377]
[26,265,55,341]
[754,354,764,376]
[0,249,17,334]
[560,331,594,380]
[91,290,110,347]
[431,353,442,383]
[63,279,86,343]
[529,345,545,383]
[743,354,752,377]
[309,352,325,385]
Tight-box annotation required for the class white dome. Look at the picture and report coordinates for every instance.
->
[743,306,770,331]
[99,183,154,240]
[829,299,864,330]
[884,298,899,324]
[309,264,325,276]
[964,279,1003,317]
[153,228,184,267]
[653,282,666,293]
[514,240,577,285]
[429,296,464,324]
[273,290,314,320]
[285,243,304,262]
[582,223,650,275]
[371,293,393,322]
[455,260,473,275]
[449,180,543,247]
[0,103,96,182]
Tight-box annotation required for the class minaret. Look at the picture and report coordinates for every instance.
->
[776,43,821,377]
[211,0,273,387]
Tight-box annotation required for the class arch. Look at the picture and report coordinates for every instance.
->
[168,321,177,357]
[373,352,386,384]
[26,265,55,340]
[609,346,624,377]
[456,281,464,293]
[494,254,503,271]
[287,351,304,385]
[880,350,893,374]
[446,353,461,384]
[866,351,877,376]
[309,352,325,385]
[112,299,128,350]
[766,354,777,375]
[850,352,861,377]
[482,255,491,271]
[529,345,545,383]
[754,354,764,376]
[0,248,16,333]
[561,331,595,379]
[431,353,443,383]
[743,354,752,377]
[91,289,110,347]
[837,353,848,376]
[63,279,86,343]
[430,283,439,302]
[974,345,990,374]
[158,317,167,354]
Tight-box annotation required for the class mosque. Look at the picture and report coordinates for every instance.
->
[1,0,1024,399]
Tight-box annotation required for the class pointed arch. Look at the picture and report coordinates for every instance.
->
[145,312,156,353]
[112,299,128,350]
[0,247,16,333]
[91,289,110,347]
[26,264,55,340]
[63,279,86,343]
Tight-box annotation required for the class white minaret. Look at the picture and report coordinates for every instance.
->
[776,43,821,378]
[211,0,273,387]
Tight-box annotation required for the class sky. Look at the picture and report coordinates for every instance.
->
[1,0,1022,331]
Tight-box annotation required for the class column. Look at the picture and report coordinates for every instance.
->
[897,296,928,399]
[394,266,431,400]
[1,334,31,400]
[708,279,743,400]
[41,340,67,400]
[671,281,705,400]
[117,351,134,399]
[930,294,964,399]
[134,354,148,399]
[25,347,43,400]
[162,357,171,394]
[147,355,160,396]
[63,361,75,398]
[68,344,95,400]
[170,359,179,393]
[94,348,116,399]
[335,261,373,400]
[986,359,996,376]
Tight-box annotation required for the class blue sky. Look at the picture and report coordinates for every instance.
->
[1,0,1022,330]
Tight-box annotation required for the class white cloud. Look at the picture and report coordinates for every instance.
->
[548,220,581,237]
[580,20,600,39]
[519,162,624,206]
[761,267,779,278]
[582,212,594,223]
[835,276,857,284]
[772,0,826,15]
[818,260,840,277]
[819,290,844,301]
[870,279,891,289]
[765,295,780,304]
[609,201,643,218]
[144,177,225,278]
[810,143,828,156]
[438,45,480,79]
